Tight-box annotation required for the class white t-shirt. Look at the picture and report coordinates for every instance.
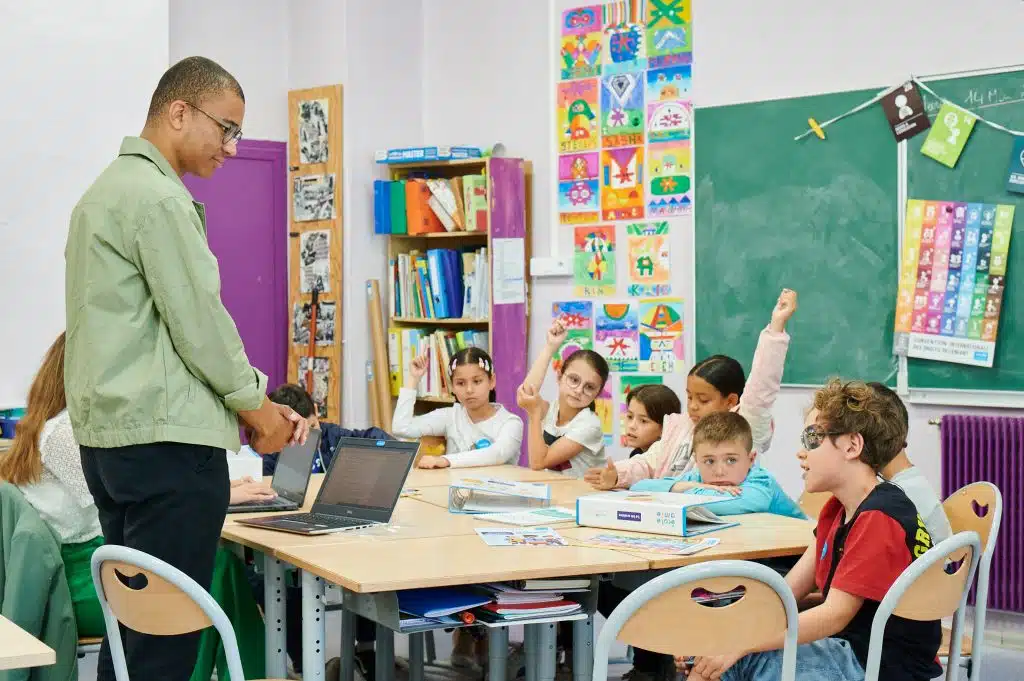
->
[541,401,606,478]
[890,466,953,544]
[18,410,102,544]
[391,387,524,468]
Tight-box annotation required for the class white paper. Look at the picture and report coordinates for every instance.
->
[475,526,568,547]
[474,507,577,526]
[492,238,525,305]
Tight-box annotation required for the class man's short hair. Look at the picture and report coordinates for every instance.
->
[813,379,908,471]
[147,56,244,120]
[692,411,754,453]
[268,384,315,419]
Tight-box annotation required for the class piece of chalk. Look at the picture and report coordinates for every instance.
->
[808,118,825,140]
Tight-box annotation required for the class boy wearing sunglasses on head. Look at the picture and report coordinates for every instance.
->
[682,379,941,681]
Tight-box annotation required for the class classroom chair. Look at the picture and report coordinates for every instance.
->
[940,481,1003,679]
[90,544,286,681]
[593,560,800,681]
[863,531,981,681]
[76,636,102,658]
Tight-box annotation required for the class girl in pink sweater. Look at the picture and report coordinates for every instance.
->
[585,289,798,490]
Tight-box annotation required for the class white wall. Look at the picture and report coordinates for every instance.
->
[289,0,426,428]
[170,0,289,141]
[0,0,169,409]
[420,0,1024,497]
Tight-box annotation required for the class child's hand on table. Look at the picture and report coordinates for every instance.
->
[417,455,450,469]
[584,460,619,490]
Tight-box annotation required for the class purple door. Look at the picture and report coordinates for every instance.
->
[184,140,288,393]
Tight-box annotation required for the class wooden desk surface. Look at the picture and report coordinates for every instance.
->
[275,533,650,593]
[0,616,55,671]
[562,514,814,569]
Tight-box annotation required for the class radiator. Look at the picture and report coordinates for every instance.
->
[940,414,1023,614]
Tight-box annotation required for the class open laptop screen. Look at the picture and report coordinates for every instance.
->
[271,430,321,502]
[317,440,416,511]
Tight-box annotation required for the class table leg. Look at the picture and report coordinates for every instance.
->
[408,633,425,681]
[263,555,288,680]
[525,624,538,681]
[301,570,326,681]
[425,631,437,664]
[488,626,510,681]
[339,606,356,681]
[536,623,557,681]
[375,623,395,681]
[572,617,594,681]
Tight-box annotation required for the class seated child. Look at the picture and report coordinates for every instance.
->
[517,320,609,477]
[868,382,952,543]
[261,383,391,475]
[586,289,796,490]
[683,379,941,681]
[393,347,523,469]
[631,411,805,520]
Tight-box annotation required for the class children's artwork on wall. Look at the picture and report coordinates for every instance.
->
[645,0,692,68]
[297,99,329,164]
[602,21,646,75]
[618,374,663,445]
[626,222,671,296]
[595,381,614,446]
[298,356,330,418]
[560,5,603,80]
[557,80,600,154]
[645,65,691,103]
[293,174,336,222]
[647,99,691,143]
[894,199,1013,368]
[601,146,645,220]
[600,72,645,148]
[573,225,617,297]
[292,301,337,346]
[552,300,595,373]
[299,230,331,294]
[558,152,601,224]
[596,303,640,372]
[639,297,685,372]
[647,140,691,216]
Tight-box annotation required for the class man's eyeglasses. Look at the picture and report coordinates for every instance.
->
[186,102,242,145]
[563,372,602,397]
[800,424,843,450]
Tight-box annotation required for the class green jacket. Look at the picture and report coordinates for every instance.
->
[0,484,77,681]
[65,137,267,452]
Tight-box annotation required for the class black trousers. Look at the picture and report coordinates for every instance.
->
[81,442,231,681]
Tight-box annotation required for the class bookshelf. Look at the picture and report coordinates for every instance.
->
[380,157,531,422]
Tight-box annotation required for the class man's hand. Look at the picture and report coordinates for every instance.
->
[417,455,450,469]
[584,460,619,490]
[241,399,308,454]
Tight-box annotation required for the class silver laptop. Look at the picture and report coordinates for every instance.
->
[234,437,417,535]
[226,429,321,514]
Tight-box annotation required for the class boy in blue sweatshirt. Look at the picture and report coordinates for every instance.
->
[631,410,805,518]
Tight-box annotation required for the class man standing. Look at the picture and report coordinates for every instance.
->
[65,56,306,680]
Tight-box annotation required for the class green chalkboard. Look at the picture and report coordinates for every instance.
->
[694,88,899,386]
[906,70,1024,394]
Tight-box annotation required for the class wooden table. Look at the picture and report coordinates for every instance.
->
[223,464,814,681]
[0,616,55,671]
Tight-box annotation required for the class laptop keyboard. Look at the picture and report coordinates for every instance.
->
[285,513,372,527]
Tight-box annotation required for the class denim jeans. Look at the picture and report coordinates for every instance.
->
[722,638,864,681]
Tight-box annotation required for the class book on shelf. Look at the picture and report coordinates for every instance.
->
[387,327,489,398]
[388,247,489,321]
[374,173,488,235]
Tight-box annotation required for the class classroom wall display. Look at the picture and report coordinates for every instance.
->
[556,0,691,452]
[894,199,1014,368]
[288,85,344,424]
[595,382,614,446]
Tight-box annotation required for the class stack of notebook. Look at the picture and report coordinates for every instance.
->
[473,580,587,623]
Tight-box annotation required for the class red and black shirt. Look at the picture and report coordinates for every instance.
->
[814,482,942,681]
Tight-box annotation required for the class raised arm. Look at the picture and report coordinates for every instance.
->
[740,289,797,453]
[522,320,568,391]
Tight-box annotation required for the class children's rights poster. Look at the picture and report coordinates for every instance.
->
[894,199,1013,368]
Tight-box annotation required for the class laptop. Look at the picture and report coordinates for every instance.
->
[226,429,321,514]
[234,437,418,535]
